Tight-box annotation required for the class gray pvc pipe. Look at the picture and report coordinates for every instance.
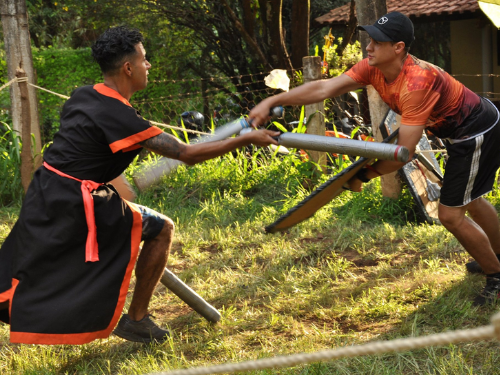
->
[161,268,221,323]
[133,118,252,191]
[277,132,409,162]
[133,107,283,191]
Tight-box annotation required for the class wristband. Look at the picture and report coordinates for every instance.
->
[355,168,370,183]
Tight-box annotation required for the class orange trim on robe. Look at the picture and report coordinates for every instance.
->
[93,83,132,107]
[109,127,163,153]
[0,279,18,304]
[106,200,142,336]
[122,144,142,153]
[91,83,163,153]
[9,202,143,345]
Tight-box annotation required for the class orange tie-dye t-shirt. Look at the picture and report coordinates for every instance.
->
[344,56,491,139]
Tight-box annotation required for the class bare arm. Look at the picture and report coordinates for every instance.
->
[348,124,425,191]
[139,129,279,166]
[249,74,363,127]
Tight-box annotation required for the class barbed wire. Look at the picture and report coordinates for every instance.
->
[148,69,302,84]
[133,85,272,104]
[2,73,498,143]
[0,77,214,136]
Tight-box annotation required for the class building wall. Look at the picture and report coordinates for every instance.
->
[450,19,483,92]
[493,28,500,98]
[450,18,499,97]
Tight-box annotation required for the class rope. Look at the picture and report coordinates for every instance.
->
[0,77,17,92]
[28,83,69,99]
[147,312,500,375]
[150,121,210,135]
[1,77,210,136]
[0,77,69,100]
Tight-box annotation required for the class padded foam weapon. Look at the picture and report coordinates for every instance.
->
[133,107,283,191]
[276,132,409,162]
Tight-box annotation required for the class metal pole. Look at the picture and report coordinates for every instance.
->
[161,268,221,323]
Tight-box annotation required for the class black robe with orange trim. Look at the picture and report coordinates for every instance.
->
[0,84,163,345]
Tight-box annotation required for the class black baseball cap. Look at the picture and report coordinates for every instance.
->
[358,12,414,48]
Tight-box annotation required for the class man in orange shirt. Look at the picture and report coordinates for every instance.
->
[249,12,500,305]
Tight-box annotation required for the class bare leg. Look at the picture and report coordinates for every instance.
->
[467,197,500,255]
[128,217,174,321]
[439,202,500,275]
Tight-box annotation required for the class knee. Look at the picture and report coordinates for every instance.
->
[157,216,175,242]
[438,207,463,230]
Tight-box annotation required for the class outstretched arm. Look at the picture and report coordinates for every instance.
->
[249,74,363,127]
[139,129,280,165]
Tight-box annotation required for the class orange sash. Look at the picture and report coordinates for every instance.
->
[43,162,102,262]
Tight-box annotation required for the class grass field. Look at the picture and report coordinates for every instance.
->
[1,149,500,375]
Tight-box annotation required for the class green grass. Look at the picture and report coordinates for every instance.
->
[1,149,500,375]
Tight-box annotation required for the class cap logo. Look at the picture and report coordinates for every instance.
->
[378,16,388,25]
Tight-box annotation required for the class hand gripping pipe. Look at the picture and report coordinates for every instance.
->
[161,268,221,323]
[277,132,409,162]
[133,106,283,191]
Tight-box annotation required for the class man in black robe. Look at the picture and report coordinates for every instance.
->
[0,26,278,345]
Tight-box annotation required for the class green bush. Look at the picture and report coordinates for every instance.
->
[32,47,102,141]
[0,122,22,206]
[31,46,205,141]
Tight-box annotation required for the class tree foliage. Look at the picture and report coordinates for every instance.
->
[23,0,349,85]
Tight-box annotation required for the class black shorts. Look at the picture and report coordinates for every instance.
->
[132,203,167,241]
[441,121,500,207]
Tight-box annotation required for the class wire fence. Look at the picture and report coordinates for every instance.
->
[2,71,500,150]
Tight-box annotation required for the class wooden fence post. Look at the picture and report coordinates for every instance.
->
[16,68,33,194]
[302,56,326,173]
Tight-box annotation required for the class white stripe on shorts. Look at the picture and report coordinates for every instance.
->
[463,134,484,205]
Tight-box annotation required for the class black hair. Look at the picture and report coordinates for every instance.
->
[91,26,144,75]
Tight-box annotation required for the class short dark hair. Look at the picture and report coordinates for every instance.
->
[91,26,144,75]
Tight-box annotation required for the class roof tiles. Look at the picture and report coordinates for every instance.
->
[315,0,479,24]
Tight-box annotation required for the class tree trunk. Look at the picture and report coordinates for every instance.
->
[268,0,293,70]
[291,0,310,71]
[355,0,401,198]
[1,0,42,168]
[355,0,387,58]
[16,68,33,194]
[241,0,255,39]
[336,0,358,57]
